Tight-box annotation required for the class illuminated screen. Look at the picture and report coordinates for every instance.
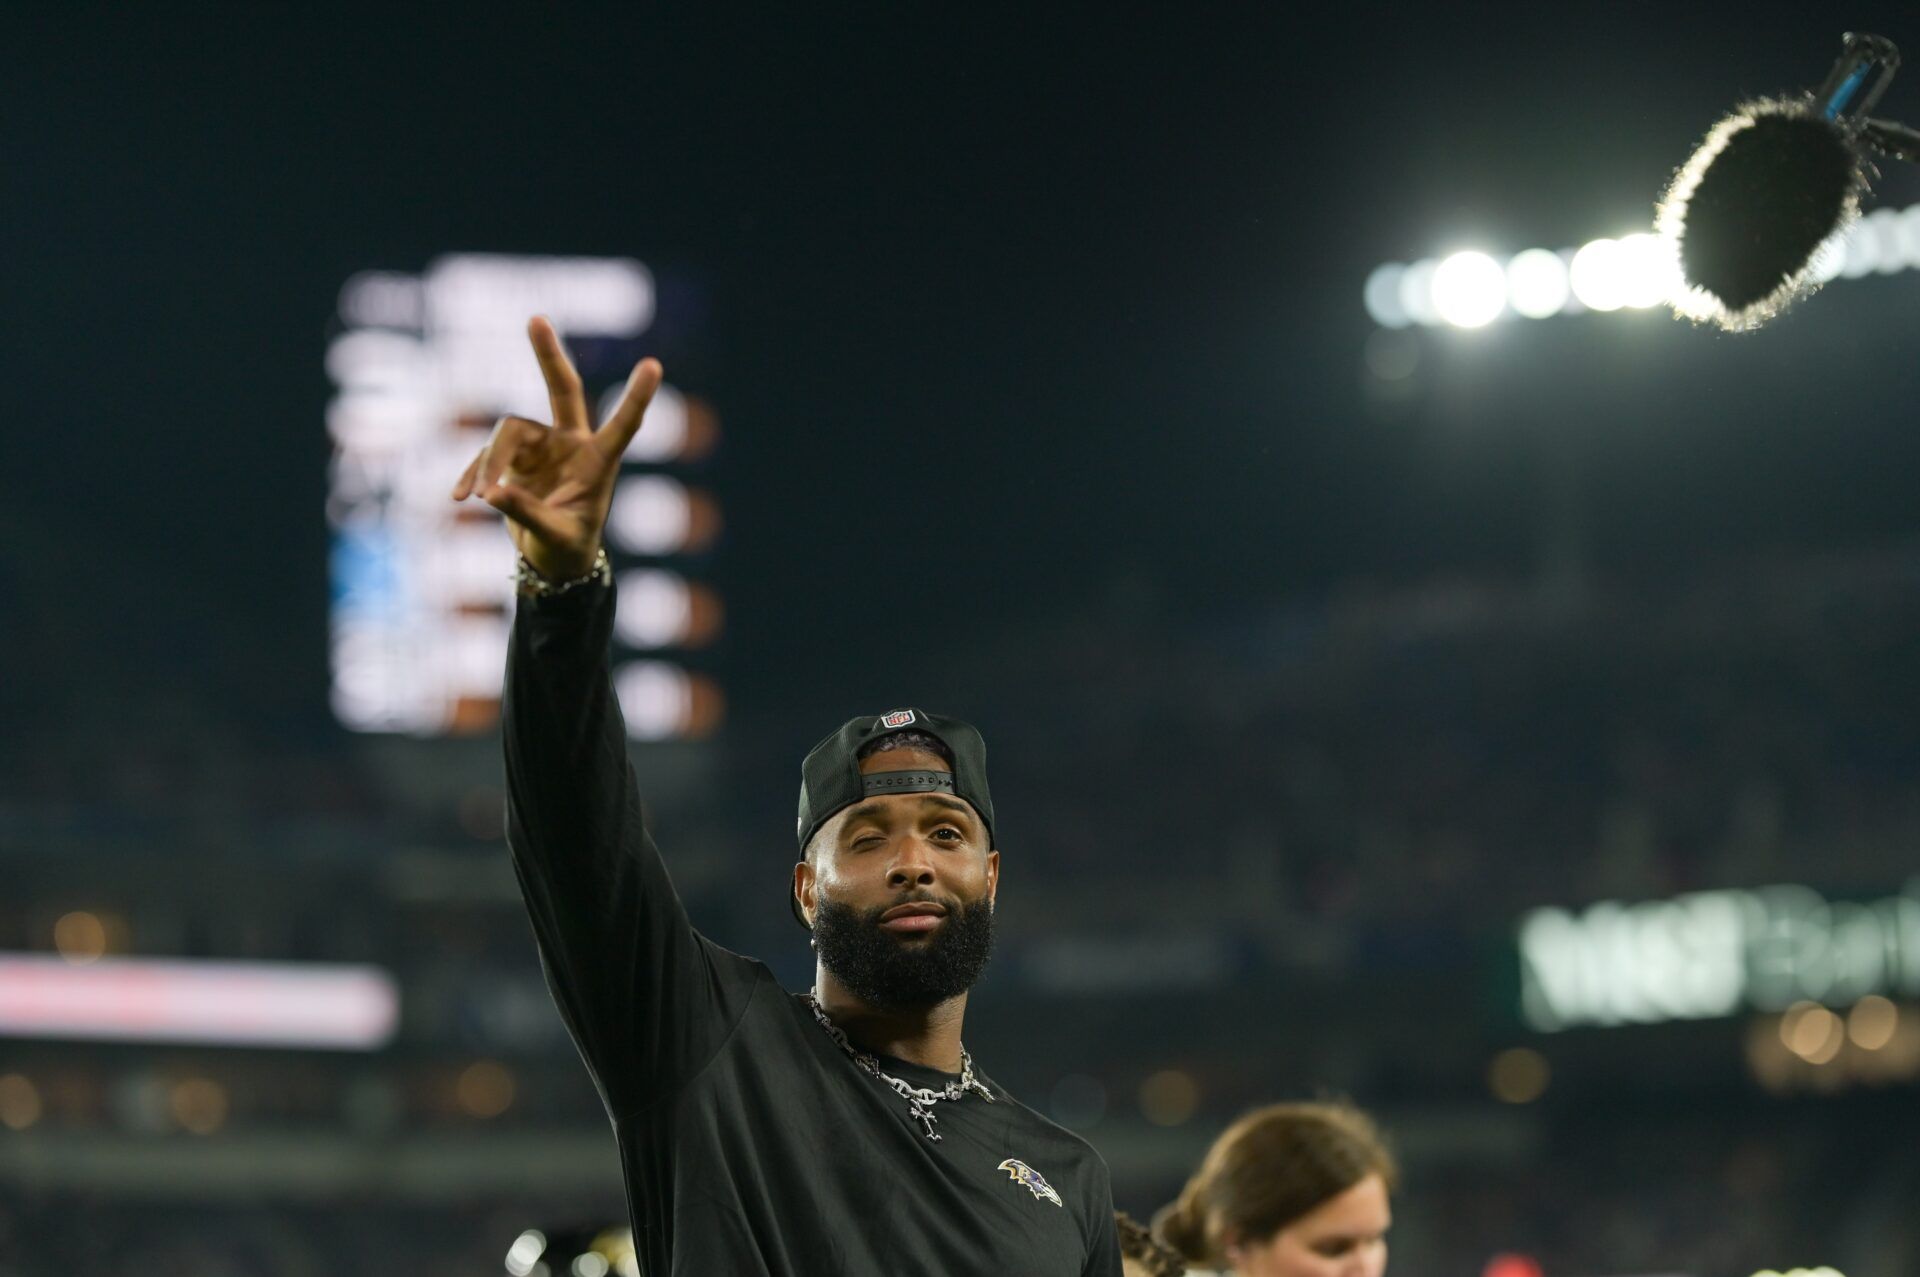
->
[0,954,400,1051]
[1517,880,1920,1031]
[326,254,721,740]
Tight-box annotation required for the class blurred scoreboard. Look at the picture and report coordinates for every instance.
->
[326,254,722,740]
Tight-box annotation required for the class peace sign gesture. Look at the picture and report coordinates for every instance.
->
[450,316,664,581]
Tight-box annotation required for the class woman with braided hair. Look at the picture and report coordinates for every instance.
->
[1153,1102,1396,1277]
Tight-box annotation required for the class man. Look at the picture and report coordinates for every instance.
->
[451,318,1122,1275]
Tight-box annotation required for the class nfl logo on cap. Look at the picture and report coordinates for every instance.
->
[880,710,916,728]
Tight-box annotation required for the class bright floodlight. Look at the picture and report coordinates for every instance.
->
[1507,249,1570,319]
[1399,259,1440,326]
[1569,239,1627,311]
[1432,251,1507,327]
[1865,209,1906,275]
[1897,205,1920,271]
[1615,232,1679,309]
[1364,264,1410,328]
[1838,215,1882,279]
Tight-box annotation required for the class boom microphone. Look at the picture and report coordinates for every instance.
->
[1657,33,1920,330]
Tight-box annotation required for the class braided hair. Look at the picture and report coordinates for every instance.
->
[1116,1211,1185,1276]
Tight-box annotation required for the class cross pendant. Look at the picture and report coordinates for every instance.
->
[910,1103,941,1142]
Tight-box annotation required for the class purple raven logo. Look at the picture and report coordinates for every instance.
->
[996,1158,1063,1207]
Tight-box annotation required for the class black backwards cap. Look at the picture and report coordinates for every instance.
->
[791,707,996,928]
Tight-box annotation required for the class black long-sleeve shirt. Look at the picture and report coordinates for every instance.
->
[503,579,1123,1276]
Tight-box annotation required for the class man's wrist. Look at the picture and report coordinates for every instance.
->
[515,547,612,599]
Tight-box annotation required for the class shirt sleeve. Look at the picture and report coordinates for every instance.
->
[502,576,756,1117]
[1082,1156,1124,1276]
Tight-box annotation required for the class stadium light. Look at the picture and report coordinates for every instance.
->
[1364,263,1410,328]
[1506,249,1571,319]
[1365,199,1920,327]
[1567,239,1627,312]
[1614,232,1680,308]
[1431,251,1508,327]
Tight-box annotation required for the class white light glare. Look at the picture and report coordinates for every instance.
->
[506,1231,547,1277]
[1507,249,1570,319]
[1568,239,1627,312]
[1613,233,1679,309]
[1369,197,1920,327]
[1431,251,1507,328]
[1363,264,1410,328]
[426,255,654,337]
[614,662,694,740]
[1398,260,1440,326]
[608,477,693,554]
[613,571,693,648]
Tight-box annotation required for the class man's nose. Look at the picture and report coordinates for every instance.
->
[887,838,936,888]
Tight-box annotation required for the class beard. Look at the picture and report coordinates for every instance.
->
[812,895,996,1013]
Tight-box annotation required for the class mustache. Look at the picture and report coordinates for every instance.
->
[860,892,963,924]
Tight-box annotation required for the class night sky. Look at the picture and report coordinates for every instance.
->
[10,3,1920,759]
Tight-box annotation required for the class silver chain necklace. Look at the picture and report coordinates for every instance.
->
[803,990,994,1142]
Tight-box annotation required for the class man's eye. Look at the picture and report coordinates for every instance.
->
[932,827,962,842]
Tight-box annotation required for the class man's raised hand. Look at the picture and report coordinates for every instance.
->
[450,316,663,581]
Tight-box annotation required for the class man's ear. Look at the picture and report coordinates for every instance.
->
[793,857,816,928]
[985,848,1000,908]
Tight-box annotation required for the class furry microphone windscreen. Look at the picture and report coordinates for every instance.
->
[1656,95,1870,331]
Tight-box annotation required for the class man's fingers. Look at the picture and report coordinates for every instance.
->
[484,483,573,545]
[477,416,548,494]
[528,316,590,433]
[450,450,484,500]
[595,358,665,458]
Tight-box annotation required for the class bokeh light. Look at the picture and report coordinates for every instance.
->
[0,1074,42,1131]
[505,1231,547,1277]
[1432,251,1508,328]
[1138,1069,1200,1126]
[1507,248,1571,319]
[1848,995,1899,1051]
[1488,1047,1551,1104]
[1363,199,1920,327]
[1780,1001,1844,1064]
[1614,232,1679,309]
[53,911,109,965]
[168,1076,229,1136]
[456,1060,516,1119]
[1399,259,1441,326]
[1364,263,1410,328]
[1568,239,1626,312]
[1483,1254,1545,1277]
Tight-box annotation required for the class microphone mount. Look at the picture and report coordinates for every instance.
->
[1820,33,1920,163]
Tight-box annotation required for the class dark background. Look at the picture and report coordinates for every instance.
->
[4,5,1919,1275]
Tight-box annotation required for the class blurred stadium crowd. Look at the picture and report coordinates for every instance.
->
[4,543,1919,1274]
